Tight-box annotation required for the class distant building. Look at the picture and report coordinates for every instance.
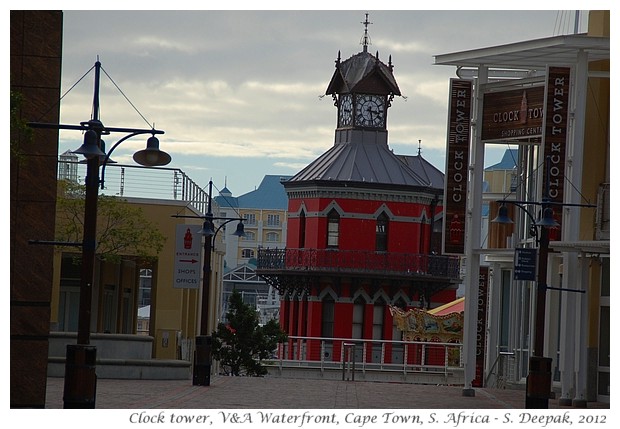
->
[214,175,291,324]
[58,150,79,182]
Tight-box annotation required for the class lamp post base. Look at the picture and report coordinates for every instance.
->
[63,344,97,408]
[525,356,552,409]
[193,335,212,386]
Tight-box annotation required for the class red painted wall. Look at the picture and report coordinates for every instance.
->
[287,195,438,253]
[278,188,455,364]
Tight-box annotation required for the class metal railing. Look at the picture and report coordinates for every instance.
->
[269,335,463,380]
[58,160,210,215]
[485,351,516,388]
[257,248,460,280]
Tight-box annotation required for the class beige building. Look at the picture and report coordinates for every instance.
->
[48,164,290,377]
[49,162,225,374]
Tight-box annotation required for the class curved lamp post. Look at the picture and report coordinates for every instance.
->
[28,60,171,408]
[173,180,245,386]
[491,157,594,409]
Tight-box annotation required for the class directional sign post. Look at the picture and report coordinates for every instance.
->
[514,247,537,281]
[174,224,202,289]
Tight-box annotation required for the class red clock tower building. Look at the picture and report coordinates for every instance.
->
[257,22,460,364]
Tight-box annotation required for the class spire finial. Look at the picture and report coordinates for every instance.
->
[360,12,372,53]
[418,140,422,156]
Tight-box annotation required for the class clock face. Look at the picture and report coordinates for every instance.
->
[338,94,353,127]
[355,94,385,128]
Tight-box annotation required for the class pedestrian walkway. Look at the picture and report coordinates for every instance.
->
[44,376,609,410]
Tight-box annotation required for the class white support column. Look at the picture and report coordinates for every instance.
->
[559,261,577,404]
[553,49,589,405]
[462,66,487,396]
[484,263,501,383]
[568,50,589,406]
[573,251,589,406]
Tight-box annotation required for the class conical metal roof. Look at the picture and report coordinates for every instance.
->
[288,140,430,188]
[326,50,401,96]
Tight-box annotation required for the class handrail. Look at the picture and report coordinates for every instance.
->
[57,160,210,216]
[268,335,463,382]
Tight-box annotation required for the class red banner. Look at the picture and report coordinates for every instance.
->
[543,67,571,236]
[443,79,472,255]
[473,266,489,387]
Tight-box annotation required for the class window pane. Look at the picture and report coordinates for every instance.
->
[327,221,339,246]
[598,306,610,367]
[372,305,384,340]
[322,299,335,337]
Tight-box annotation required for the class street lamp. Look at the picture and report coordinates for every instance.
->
[28,60,171,408]
[491,157,594,409]
[173,180,245,386]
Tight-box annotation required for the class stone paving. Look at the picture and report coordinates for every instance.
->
[44,376,610,410]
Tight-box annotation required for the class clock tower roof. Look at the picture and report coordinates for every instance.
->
[325,50,401,96]
[326,12,400,96]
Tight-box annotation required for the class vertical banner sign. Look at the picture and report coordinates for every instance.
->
[543,67,570,236]
[473,266,489,387]
[173,224,202,289]
[443,79,472,255]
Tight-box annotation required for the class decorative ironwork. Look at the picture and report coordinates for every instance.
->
[257,248,460,280]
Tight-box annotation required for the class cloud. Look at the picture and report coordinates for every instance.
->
[55,10,579,195]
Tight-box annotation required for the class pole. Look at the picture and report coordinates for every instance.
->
[194,180,214,385]
[63,61,102,409]
[28,59,169,407]
[525,159,553,409]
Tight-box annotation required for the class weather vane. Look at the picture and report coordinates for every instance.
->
[361,12,372,52]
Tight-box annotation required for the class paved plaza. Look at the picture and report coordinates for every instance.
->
[44,375,609,410]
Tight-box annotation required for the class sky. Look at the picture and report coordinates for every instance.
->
[40,6,601,196]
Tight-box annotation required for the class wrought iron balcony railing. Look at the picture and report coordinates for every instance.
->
[257,248,461,281]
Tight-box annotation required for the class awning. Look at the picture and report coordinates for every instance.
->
[428,297,465,316]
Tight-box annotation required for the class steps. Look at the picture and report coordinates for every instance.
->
[47,332,191,380]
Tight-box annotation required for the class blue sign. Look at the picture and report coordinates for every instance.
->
[514,248,537,281]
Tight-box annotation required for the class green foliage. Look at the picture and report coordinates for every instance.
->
[55,180,166,263]
[212,290,287,376]
[10,90,33,159]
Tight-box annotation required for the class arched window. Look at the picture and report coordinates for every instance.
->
[242,231,256,241]
[352,296,366,339]
[321,295,335,338]
[392,297,408,341]
[376,212,389,251]
[327,209,340,248]
[266,232,279,242]
[299,210,306,248]
[419,214,427,253]
[373,297,386,340]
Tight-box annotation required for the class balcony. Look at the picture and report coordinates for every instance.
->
[256,248,460,282]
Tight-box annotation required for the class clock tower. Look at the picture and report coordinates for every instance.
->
[257,13,459,369]
[326,13,401,145]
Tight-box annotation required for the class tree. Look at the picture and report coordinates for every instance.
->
[10,90,32,160]
[55,180,166,263]
[212,290,287,376]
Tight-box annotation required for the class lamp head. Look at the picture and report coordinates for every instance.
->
[536,207,560,228]
[198,220,215,237]
[73,130,105,159]
[133,135,171,167]
[79,139,117,165]
[491,204,514,224]
[233,221,246,237]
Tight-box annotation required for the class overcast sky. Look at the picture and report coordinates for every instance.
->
[52,7,596,196]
